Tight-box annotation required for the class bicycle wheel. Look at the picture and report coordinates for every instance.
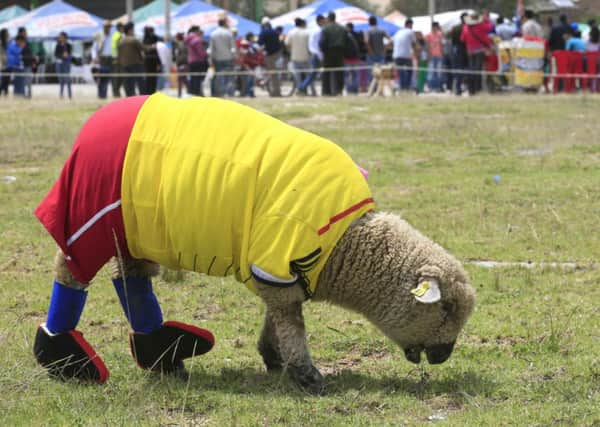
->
[265,64,296,97]
[278,68,296,97]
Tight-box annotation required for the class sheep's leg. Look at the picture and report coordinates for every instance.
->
[110,257,214,375]
[257,284,324,394]
[32,250,109,383]
[258,312,283,371]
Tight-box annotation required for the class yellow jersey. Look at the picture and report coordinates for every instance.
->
[121,93,374,296]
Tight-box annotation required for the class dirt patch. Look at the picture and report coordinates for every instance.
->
[465,334,527,348]
[193,303,222,321]
[493,335,527,347]
[287,114,339,126]
[1,166,41,173]
[426,396,463,412]
[517,148,552,156]
[468,260,595,270]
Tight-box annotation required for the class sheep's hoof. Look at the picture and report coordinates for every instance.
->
[289,364,324,395]
[258,340,283,371]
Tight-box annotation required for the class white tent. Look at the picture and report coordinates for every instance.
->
[384,10,407,26]
[411,10,499,34]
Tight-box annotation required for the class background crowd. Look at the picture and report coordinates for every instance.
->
[0,8,599,99]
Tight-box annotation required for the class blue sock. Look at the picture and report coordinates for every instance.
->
[46,280,87,334]
[112,277,163,334]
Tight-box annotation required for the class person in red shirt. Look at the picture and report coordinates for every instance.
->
[237,33,263,97]
[426,22,444,92]
[460,11,493,94]
[184,26,208,96]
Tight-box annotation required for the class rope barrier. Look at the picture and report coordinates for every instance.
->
[2,63,599,80]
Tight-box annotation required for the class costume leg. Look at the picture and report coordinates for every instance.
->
[111,258,214,375]
[33,250,109,384]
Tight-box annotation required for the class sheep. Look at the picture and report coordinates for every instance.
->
[257,212,475,393]
[33,94,475,393]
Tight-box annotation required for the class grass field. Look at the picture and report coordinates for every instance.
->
[0,94,599,426]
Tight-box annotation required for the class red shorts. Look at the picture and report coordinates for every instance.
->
[35,96,148,283]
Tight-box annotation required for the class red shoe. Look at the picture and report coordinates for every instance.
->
[33,323,109,384]
[130,321,214,375]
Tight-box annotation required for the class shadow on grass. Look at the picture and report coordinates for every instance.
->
[148,366,496,399]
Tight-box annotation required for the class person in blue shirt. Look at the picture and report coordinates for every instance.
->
[564,29,587,52]
[6,35,25,96]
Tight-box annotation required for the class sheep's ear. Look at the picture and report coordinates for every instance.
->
[411,278,441,304]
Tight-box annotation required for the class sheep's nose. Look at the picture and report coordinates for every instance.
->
[425,341,456,364]
[404,347,422,364]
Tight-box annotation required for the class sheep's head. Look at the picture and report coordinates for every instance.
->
[362,213,476,365]
[377,263,476,365]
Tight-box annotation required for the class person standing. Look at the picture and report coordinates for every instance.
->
[238,32,262,97]
[18,27,33,98]
[344,23,361,94]
[320,12,347,96]
[142,26,160,95]
[285,18,310,95]
[209,18,235,97]
[92,20,114,99]
[55,32,72,99]
[118,22,145,97]
[413,32,428,94]
[6,35,25,96]
[549,14,570,52]
[392,18,416,92]
[586,26,600,91]
[426,22,443,92]
[298,14,324,96]
[449,13,468,95]
[155,39,170,91]
[364,15,388,85]
[521,10,544,39]
[564,29,587,52]
[0,28,8,96]
[461,12,493,95]
[495,16,515,41]
[185,26,208,97]
[258,17,282,97]
[587,26,600,51]
[173,32,188,97]
[111,22,125,97]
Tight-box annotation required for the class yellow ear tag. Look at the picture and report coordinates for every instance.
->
[411,281,430,298]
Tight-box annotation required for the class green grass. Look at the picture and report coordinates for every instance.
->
[0,95,599,426]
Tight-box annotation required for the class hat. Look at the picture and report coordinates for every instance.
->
[261,16,270,25]
[465,12,483,25]
[103,20,112,27]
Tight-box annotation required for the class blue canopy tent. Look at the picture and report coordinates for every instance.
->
[0,5,28,25]
[117,0,182,37]
[118,0,181,25]
[147,0,260,39]
[271,0,399,35]
[2,0,103,40]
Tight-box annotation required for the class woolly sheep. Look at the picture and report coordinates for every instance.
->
[257,211,475,393]
[33,94,475,394]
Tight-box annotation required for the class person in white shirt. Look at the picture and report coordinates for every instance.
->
[298,14,325,96]
[392,18,416,91]
[155,40,171,90]
[209,19,235,96]
[285,17,311,95]
[521,10,544,39]
[496,16,516,41]
[91,20,114,99]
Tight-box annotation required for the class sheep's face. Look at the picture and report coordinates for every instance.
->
[376,276,475,365]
